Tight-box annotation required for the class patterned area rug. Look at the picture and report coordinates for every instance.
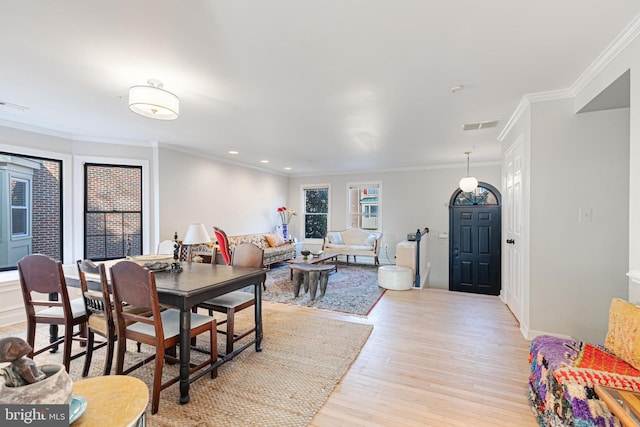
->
[258,262,385,316]
[1,309,373,427]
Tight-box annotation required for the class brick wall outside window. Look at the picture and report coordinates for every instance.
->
[32,160,62,260]
[85,164,142,260]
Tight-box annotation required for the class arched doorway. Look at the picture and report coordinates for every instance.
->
[448,182,502,295]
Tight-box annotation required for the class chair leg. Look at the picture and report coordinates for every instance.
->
[82,331,94,377]
[62,325,73,372]
[104,333,115,375]
[115,335,127,375]
[209,323,218,379]
[225,308,235,355]
[26,319,36,359]
[151,348,165,414]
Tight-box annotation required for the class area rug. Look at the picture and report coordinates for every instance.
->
[259,263,385,316]
[1,309,373,427]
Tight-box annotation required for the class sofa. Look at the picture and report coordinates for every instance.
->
[322,228,382,265]
[529,298,640,426]
[226,232,296,266]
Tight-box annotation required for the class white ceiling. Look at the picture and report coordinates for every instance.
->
[1,1,638,175]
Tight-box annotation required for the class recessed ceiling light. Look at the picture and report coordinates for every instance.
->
[284,167,292,170]
[450,85,464,93]
[260,160,269,164]
[228,150,239,155]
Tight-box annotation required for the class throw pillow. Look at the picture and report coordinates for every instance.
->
[264,233,285,247]
[328,232,344,245]
[604,298,640,370]
[365,233,377,246]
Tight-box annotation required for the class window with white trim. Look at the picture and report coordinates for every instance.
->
[302,185,329,239]
[347,182,381,230]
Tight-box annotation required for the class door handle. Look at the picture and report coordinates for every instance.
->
[506,239,515,244]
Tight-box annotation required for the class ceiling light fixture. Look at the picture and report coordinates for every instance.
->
[129,79,179,120]
[459,151,478,192]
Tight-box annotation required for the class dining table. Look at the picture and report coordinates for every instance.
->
[63,260,266,405]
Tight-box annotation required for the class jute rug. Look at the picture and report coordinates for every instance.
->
[259,263,385,316]
[1,308,373,426]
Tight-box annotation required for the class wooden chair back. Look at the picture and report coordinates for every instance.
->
[231,243,264,268]
[109,261,163,343]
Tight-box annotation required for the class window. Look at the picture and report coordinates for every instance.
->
[348,183,381,230]
[452,185,499,206]
[303,186,329,239]
[84,164,143,260]
[0,152,63,271]
[11,178,29,237]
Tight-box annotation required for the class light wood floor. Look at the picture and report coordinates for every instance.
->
[1,286,538,426]
[298,287,539,427]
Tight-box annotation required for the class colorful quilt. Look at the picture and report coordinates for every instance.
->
[529,335,640,426]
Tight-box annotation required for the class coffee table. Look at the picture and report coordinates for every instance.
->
[286,253,338,279]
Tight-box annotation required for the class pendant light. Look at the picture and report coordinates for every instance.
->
[129,79,179,120]
[459,151,478,192]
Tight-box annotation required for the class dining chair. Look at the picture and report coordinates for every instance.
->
[157,239,177,255]
[110,260,217,414]
[197,243,265,355]
[213,226,232,265]
[17,254,88,372]
[76,259,152,376]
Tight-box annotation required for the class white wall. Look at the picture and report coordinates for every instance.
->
[157,147,289,243]
[501,98,629,344]
[287,164,502,289]
[574,34,640,304]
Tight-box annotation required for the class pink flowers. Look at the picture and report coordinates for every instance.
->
[277,206,297,224]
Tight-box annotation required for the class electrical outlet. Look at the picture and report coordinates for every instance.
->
[384,244,388,250]
[578,207,593,223]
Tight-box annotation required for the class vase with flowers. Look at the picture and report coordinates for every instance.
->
[277,206,296,240]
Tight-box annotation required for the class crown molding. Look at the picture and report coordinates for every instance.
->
[572,12,640,96]
[499,13,640,143]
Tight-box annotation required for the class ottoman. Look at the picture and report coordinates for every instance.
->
[378,265,413,290]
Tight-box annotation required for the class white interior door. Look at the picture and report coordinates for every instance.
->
[503,140,524,323]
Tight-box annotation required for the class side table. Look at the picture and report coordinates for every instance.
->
[594,384,640,426]
[72,375,149,427]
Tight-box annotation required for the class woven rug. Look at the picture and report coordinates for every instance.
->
[1,308,373,426]
[258,263,385,316]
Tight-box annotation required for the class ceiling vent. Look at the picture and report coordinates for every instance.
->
[462,120,498,131]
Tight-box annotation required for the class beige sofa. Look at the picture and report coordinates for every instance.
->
[227,232,296,266]
[322,228,382,265]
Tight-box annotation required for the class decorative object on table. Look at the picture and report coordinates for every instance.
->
[127,254,173,270]
[172,231,182,271]
[277,206,296,240]
[0,337,73,404]
[300,249,311,260]
[182,223,211,263]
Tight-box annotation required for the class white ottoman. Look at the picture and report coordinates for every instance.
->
[378,265,413,290]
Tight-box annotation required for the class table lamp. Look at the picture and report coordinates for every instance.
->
[182,223,211,262]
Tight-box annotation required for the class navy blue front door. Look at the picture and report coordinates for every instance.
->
[449,184,502,296]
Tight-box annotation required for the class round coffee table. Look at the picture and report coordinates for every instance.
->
[72,375,148,426]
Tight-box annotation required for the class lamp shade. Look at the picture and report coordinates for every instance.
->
[129,80,179,120]
[182,223,211,245]
[459,176,478,192]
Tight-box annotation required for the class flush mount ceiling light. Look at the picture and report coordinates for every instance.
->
[459,151,478,192]
[128,79,179,120]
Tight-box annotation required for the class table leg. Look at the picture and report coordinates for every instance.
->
[319,271,329,296]
[293,270,303,296]
[309,271,320,300]
[255,281,263,352]
[179,309,191,404]
[49,292,59,353]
